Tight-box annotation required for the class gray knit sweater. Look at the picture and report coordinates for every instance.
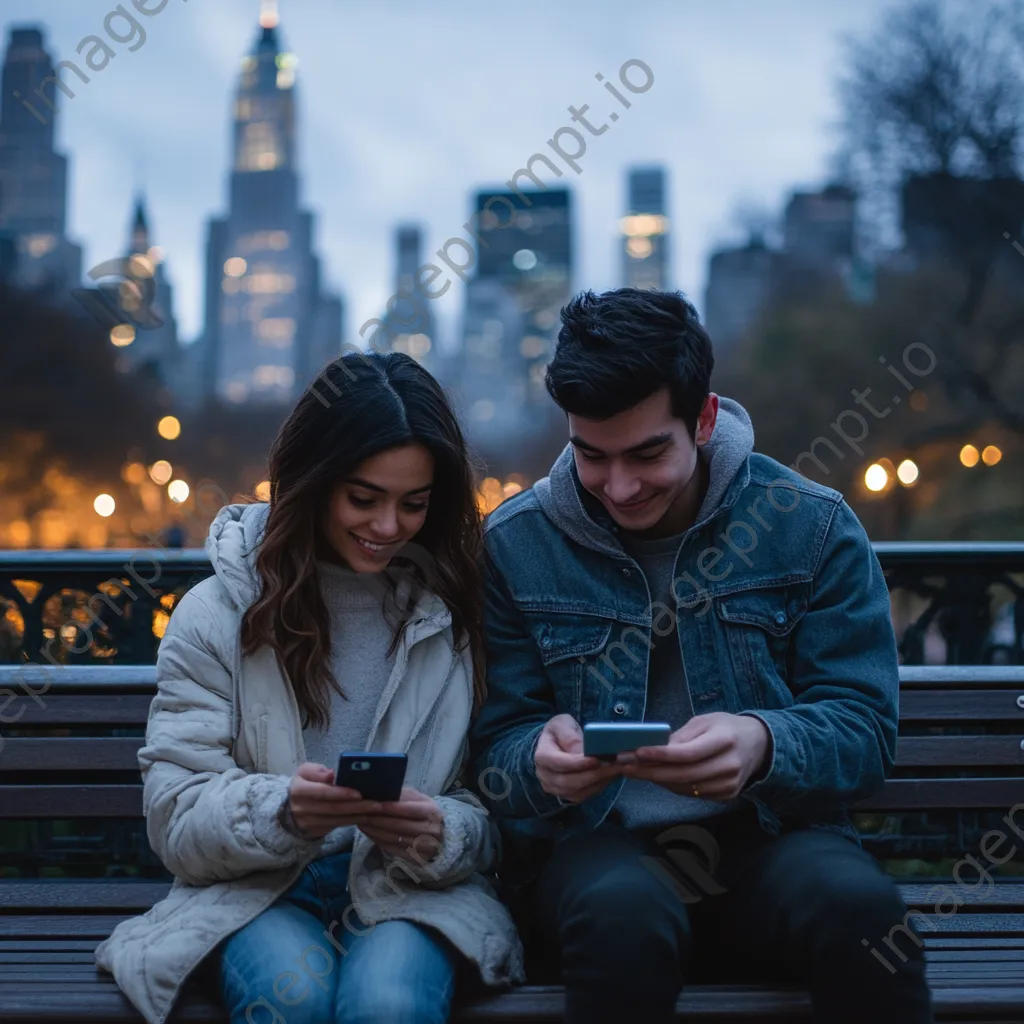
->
[300,559,398,770]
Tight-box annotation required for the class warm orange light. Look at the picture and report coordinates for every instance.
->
[982,445,1003,466]
[110,323,135,347]
[960,444,980,468]
[149,460,173,485]
[122,462,146,485]
[157,416,181,440]
[255,480,271,501]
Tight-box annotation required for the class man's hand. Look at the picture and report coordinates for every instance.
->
[618,713,771,801]
[535,714,622,804]
[357,786,445,864]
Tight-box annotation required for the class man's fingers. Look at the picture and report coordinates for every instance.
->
[537,746,606,773]
[635,730,731,763]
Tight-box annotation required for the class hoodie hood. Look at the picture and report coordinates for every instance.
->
[206,502,271,610]
[533,397,755,557]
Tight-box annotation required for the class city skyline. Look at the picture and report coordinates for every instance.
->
[0,0,901,351]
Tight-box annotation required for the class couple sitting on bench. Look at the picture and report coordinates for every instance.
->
[94,288,934,1024]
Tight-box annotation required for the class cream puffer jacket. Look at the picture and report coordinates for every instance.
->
[93,502,524,1024]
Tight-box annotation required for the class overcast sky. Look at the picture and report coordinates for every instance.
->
[7,0,905,348]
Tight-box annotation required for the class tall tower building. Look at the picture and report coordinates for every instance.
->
[621,166,669,290]
[0,27,82,298]
[111,196,180,380]
[198,1,343,406]
[458,186,572,446]
[378,224,436,371]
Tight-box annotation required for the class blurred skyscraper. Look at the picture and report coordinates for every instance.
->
[0,27,82,299]
[111,197,180,379]
[704,183,860,351]
[621,166,670,290]
[456,187,572,449]
[195,2,343,407]
[377,223,437,372]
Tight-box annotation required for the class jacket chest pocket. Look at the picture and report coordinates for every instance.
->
[714,586,809,710]
[526,613,615,723]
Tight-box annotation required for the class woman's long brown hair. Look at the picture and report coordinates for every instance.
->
[240,352,486,730]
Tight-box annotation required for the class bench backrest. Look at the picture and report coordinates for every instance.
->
[3,664,1023,819]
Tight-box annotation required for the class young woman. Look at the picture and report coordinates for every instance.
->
[95,352,524,1024]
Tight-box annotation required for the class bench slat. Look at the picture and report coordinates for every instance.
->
[0,776,1016,819]
[0,786,141,818]
[0,882,171,910]
[896,736,1024,767]
[1,696,153,727]
[857,777,1024,810]
[2,879,1022,913]
[0,738,143,772]
[900,689,1024,721]
[6,732,1021,774]
[3,978,1024,1021]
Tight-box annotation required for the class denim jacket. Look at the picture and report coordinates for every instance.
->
[468,400,899,874]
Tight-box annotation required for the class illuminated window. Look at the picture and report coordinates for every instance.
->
[238,231,290,253]
[235,98,252,120]
[238,121,283,172]
[22,234,57,258]
[246,272,295,294]
[224,257,247,277]
[627,237,653,259]
[258,317,296,347]
[253,364,295,389]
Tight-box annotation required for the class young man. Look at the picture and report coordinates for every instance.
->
[469,288,933,1024]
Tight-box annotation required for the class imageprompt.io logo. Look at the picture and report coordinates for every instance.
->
[640,824,729,904]
[72,255,165,333]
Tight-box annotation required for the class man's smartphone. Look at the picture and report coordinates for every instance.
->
[583,722,672,760]
[334,751,408,802]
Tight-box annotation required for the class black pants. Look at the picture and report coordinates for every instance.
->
[528,806,934,1024]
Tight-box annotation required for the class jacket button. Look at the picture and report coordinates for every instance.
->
[774,612,787,626]
[613,702,627,715]
[621,567,631,577]
[541,636,553,648]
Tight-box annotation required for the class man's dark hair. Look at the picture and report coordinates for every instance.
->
[545,288,714,437]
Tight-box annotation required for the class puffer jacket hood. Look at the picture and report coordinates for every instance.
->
[205,501,271,611]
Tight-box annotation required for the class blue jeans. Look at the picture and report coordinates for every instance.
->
[219,853,459,1024]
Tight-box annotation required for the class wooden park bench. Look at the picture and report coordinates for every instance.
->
[1,662,1023,1022]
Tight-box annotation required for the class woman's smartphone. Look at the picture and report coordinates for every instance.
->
[583,722,672,760]
[334,751,408,802]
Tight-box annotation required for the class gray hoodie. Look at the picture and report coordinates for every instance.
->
[533,399,756,828]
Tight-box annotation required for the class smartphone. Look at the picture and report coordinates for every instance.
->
[583,722,672,759]
[334,751,408,802]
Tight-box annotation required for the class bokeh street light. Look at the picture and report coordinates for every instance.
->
[982,445,1003,466]
[168,480,190,503]
[864,463,889,492]
[896,459,919,486]
[157,415,181,440]
[93,494,116,517]
[149,460,173,485]
[960,444,980,468]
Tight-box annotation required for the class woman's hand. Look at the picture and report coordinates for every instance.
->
[284,762,386,840]
[357,786,445,864]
